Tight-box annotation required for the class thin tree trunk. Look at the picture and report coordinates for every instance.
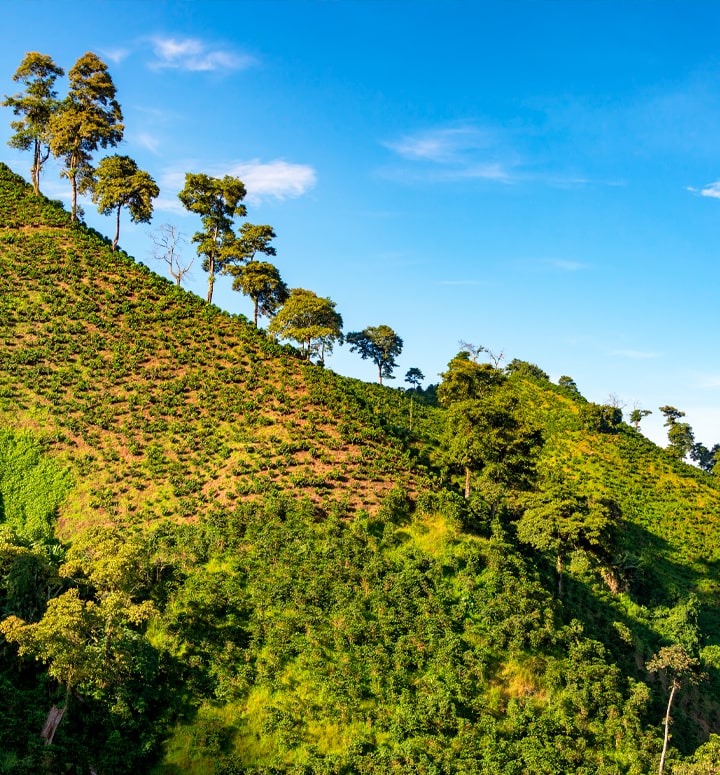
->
[41,684,69,745]
[464,467,471,499]
[113,204,121,250]
[658,682,677,775]
[41,704,66,745]
[557,554,564,597]
[70,173,78,222]
[32,140,41,195]
[253,298,259,326]
[207,255,215,303]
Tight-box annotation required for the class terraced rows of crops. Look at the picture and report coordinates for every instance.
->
[0,164,440,532]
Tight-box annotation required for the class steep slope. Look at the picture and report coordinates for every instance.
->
[513,376,720,623]
[0,163,439,535]
[2,163,720,774]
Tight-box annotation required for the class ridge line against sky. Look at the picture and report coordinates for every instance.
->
[1,0,719,449]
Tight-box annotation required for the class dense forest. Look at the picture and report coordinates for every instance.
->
[1,51,720,775]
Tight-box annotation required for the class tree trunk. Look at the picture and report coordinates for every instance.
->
[556,554,564,597]
[464,467,471,499]
[70,173,78,222]
[32,140,41,195]
[658,682,677,775]
[41,686,69,746]
[253,298,259,326]
[113,204,121,250]
[207,255,215,303]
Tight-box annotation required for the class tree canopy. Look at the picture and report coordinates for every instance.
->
[268,288,343,362]
[660,406,695,461]
[231,260,289,325]
[49,52,124,221]
[2,52,64,195]
[92,155,159,250]
[516,471,618,596]
[178,173,247,303]
[404,367,424,390]
[346,325,403,385]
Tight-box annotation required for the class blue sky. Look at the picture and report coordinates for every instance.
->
[2,0,720,449]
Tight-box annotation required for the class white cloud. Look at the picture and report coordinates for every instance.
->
[148,36,256,72]
[154,196,188,216]
[383,124,519,184]
[101,47,130,64]
[386,127,493,163]
[155,159,316,208]
[699,182,720,199]
[132,132,161,154]
[229,159,317,202]
[158,168,191,191]
[448,162,512,182]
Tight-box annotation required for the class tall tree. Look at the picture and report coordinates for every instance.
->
[231,260,289,325]
[268,288,343,362]
[505,358,549,381]
[234,222,277,262]
[404,367,425,431]
[404,367,424,390]
[49,52,123,221]
[150,224,194,287]
[659,405,695,461]
[689,441,719,473]
[558,375,580,395]
[442,388,541,503]
[2,52,64,195]
[177,173,247,303]
[438,352,541,502]
[647,644,704,775]
[437,351,505,406]
[516,472,618,596]
[347,325,403,384]
[92,155,159,250]
[629,407,652,429]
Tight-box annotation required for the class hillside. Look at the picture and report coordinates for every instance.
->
[1,163,720,774]
[0,163,441,535]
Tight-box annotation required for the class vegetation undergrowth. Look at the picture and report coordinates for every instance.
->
[1,164,720,773]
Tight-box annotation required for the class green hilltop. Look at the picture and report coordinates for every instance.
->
[1,162,720,774]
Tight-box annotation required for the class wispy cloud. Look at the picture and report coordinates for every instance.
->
[445,162,513,182]
[383,124,517,183]
[156,159,317,207]
[131,131,161,154]
[148,36,256,72]
[688,181,720,199]
[609,349,661,359]
[100,47,130,64]
[228,160,317,202]
[154,197,187,216]
[387,127,494,164]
